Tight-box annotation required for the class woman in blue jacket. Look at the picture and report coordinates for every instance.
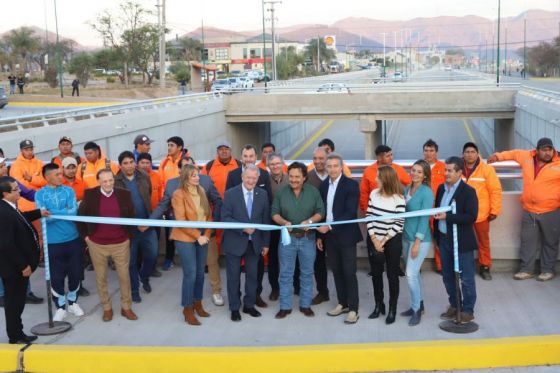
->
[401,160,434,326]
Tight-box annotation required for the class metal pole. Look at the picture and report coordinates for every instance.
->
[523,18,527,79]
[159,0,166,88]
[53,0,63,98]
[261,0,267,89]
[317,34,320,73]
[265,1,282,81]
[496,0,501,85]
[381,32,387,77]
[504,27,508,76]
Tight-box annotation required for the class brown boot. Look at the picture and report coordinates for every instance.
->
[194,300,210,317]
[183,307,201,326]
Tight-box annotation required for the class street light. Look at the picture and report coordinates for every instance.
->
[261,0,268,89]
[53,0,64,98]
[496,0,501,85]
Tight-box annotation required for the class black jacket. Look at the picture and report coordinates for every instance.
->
[434,180,479,252]
[225,167,272,204]
[0,201,42,278]
[318,175,363,246]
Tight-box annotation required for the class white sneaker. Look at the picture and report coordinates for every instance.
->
[212,293,224,306]
[327,304,349,316]
[513,272,534,280]
[537,272,555,282]
[344,311,359,324]
[68,303,85,317]
[53,308,67,322]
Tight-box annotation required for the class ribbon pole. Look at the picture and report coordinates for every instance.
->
[31,217,72,336]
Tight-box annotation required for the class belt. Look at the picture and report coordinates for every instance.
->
[290,230,313,238]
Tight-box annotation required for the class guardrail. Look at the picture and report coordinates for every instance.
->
[519,85,560,103]
[0,92,220,132]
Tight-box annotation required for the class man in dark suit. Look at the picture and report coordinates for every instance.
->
[316,154,363,324]
[0,176,48,344]
[221,165,270,322]
[225,144,272,308]
[434,156,479,323]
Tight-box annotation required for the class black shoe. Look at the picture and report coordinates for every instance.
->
[398,267,405,277]
[204,265,208,274]
[311,293,329,305]
[269,289,279,301]
[0,296,4,308]
[9,334,38,344]
[77,286,90,297]
[409,310,422,326]
[108,259,116,271]
[299,307,315,317]
[400,308,414,317]
[86,263,94,271]
[231,311,242,322]
[368,303,385,319]
[26,293,43,304]
[479,266,492,281]
[385,307,396,324]
[142,281,152,294]
[151,269,162,278]
[367,271,373,277]
[243,307,262,317]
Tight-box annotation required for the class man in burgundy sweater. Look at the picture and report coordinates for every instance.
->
[78,169,138,322]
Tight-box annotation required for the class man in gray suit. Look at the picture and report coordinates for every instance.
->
[221,165,270,322]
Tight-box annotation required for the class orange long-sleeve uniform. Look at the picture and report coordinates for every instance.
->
[62,177,86,202]
[148,169,164,210]
[257,159,288,173]
[76,155,120,189]
[495,149,560,213]
[430,160,446,196]
[9,154,46,211]
[359,162,411,212]
[462,157,502,222]
[158,154,181,189]
[201,157,240,198]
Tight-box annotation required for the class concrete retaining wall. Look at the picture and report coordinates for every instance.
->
[270,120,323,157]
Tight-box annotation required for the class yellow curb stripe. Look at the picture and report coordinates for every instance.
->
[463,119,477,143]
[0,345,20,372]
[290,119,334,159]
[9,102,123,107]
[20,335,560,373]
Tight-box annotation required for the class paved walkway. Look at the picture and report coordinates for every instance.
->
[2,265,559,348]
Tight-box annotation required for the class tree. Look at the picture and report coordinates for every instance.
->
[445,48,466,56]
[68,53,95,87]
[169,61,190,82]
[3,27,41,72]
[276,46,304,80]
[305,38,336,72]
[34,40,76,73]
[527,37,560,77]
[93,48,123,71]
[168,36,203,62]
[127,24,159,84]
[91,1,158,86]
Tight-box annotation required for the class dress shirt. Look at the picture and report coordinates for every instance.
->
[438,179,462,235]
[326,173,342,223]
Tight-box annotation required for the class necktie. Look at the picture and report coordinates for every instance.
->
[246,191,253,219]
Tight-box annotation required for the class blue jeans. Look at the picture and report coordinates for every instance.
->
[438,237,477,314]
[176,240,208,307]
[279,233,316,310]
[403,239,431,312]
[129,229,158,295]
[0,280,31,297]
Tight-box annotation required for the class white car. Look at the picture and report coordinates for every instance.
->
[211,79,231,94]
[238,77,254,89]
[316,83,349,94]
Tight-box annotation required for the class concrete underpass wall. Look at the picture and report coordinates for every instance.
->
[514,92,560,149]
[470,118,495,157]
[0,98,229,162]
[270,120,323,157]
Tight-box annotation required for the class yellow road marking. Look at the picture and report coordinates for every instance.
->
[18,334,560,373]
[9,102,122,107]
[290,119,335,159]
[462,119,476,143]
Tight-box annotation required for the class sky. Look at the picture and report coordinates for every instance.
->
[1,0,559,46]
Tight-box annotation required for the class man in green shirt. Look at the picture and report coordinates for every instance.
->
[272,162,325,319]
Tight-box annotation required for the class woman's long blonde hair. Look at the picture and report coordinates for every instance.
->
[378,165,404,197]
[179,164,211,217]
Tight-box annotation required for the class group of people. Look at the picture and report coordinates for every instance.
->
[1,132,558,344]
[7,74,26,95]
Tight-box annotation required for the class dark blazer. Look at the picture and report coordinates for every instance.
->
[221,184,271,256]
[114,169,153,215]
[434,180,479,252]
[0,201,41,278]
[225,167,273,205]
[149,174,222,222]
[77,187,135,239]
[318,175,363,246]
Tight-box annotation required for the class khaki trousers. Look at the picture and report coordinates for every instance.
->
[87,239,132,311]
[206,237,221,294]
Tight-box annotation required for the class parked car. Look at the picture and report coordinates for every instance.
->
[229,70,242,77]
[392,71,404,82]
[238,77,254,89]
[245,70,261,81]
[444,65,452,71]
[0,87,8,109]
[211,79,231,94]
[316,83,349,94]
[227,77,242,90]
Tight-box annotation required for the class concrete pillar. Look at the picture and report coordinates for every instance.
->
[227,122,269,154]
[360,118,383,160]
[494,118,515,152]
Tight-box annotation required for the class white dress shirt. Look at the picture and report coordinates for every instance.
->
[326,174,342,223]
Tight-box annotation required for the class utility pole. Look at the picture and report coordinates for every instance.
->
[201,19,206,90]
[157,0,166,88]
[504,27,508,76]
[485,39,488,73]
[261,0,268,89]
[317,34,321,73]
[393,31,397,70]
[53,0,63,98]
[265,1,281,81]
[380,32,387,76]
[496,0,501,85]
[523,18,527,79]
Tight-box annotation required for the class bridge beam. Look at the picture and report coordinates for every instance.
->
[494,118,515,151]
[360,118,383,159]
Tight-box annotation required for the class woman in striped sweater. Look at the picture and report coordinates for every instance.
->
[366,166,405,324]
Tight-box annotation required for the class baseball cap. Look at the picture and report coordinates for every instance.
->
[61,157,78,168]
[59,136,72,144]
[134,134,154,146]
[20,140,34,149]
[536,137,554,150]
[216,140,231,149]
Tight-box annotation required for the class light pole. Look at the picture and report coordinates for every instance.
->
[523,18,527,79]
[265,1,281,81]
[380,32,387,76]
[53,0,63,98]
[496,0,501,85]
[261,0,268,89]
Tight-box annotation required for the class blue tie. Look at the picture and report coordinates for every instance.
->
[246,191,253,219]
